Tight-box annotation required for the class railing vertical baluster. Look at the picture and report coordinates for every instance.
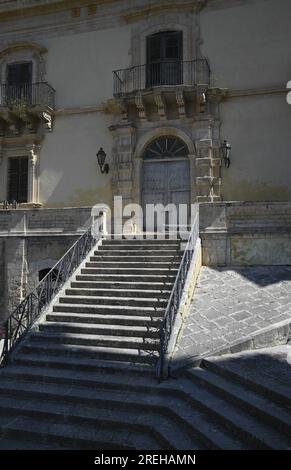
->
[0,83,55,109]
[156,212,199,380]
[113,58,210,97]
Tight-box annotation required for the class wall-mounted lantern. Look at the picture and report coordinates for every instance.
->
[96,147,109,174]
[220,140,231,168]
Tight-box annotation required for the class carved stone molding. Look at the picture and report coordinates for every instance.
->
[176,90,186,119]
[154,91,166,121]
[26,143,42,204]
[135,92,147,121]
[208,87,229,103]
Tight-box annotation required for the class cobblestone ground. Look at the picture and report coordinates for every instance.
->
[175,266,291,364]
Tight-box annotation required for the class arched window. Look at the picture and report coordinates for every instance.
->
[143,136,188,160]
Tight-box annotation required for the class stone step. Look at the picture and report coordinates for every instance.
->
[185,367,291,439]
[90,255,181,262]
[39,321,160,338]
[20,342,159,365]
[58,295,168,307]
[0,413,140,450]
[85,261,180,268]
[71,280,174,290]
[53,303,165,317]
[12,354,155,376]
[76,274,176,283]
[68,286,172,297]
[0,437,59,450]
[0,397,176,450]
[94,250,180,256]
[0,364,159,390]
[98,245,180,251]
[202,355,291,409]
[102,239,180,245]
[46,311,163,327]
[29,331,160,351]
[0,376,243,450]
[174,377,291,450]
[81,267,179,275]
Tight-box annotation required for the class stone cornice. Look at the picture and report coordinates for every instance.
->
[0,42,47,58]
[228,85,288,99]
[0,0,118,23]
[0,134,44,147]
[122,0,207,23]
[0,0,208,24]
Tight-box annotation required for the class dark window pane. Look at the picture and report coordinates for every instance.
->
[7,156,28,203]
[146,31,183,87]
[7,62,32,85]
[6,62,32,106]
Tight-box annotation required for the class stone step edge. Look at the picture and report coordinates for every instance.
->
[171,319,291,373]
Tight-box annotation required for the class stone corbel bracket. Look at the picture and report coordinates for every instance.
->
[176,90,186,119]
[135,92,147,122]
[154,91,167,121]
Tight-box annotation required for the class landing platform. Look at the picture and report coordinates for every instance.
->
[174,266,291,369]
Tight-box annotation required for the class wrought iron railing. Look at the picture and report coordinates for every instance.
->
[156,213,200,379]
[0,200,17,210]
[113,59,210,97]
[0,219,103,366]
[0,82,55,109]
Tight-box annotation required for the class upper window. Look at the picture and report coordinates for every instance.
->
[6,61,33,106]
[144,136,188,160]
[7,62,32,86]
[7,156,28,203]
[146,31,183,87]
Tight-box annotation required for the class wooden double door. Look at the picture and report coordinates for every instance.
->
[142,158,190,231]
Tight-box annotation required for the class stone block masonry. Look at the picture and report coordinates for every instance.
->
[199,202,291,266]
[0,207,92,323]
[174,266,291,369]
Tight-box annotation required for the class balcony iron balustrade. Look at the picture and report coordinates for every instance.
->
[113,59,210,97]
[0,82,55,109]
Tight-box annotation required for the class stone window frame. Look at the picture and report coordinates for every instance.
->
[0,42,47,105]
[131,16,200,68]
[0,142,42,206]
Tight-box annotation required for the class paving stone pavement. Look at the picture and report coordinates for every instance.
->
[174,266,291,365]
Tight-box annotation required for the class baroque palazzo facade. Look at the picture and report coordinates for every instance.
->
[0,0,291,320]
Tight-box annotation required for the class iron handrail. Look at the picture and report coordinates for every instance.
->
[113,58,210,96]
[156,213,199,379]
[0,82,55,109]
[0,219,102,366]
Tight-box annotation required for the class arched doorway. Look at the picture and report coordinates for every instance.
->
[142,136,190,230]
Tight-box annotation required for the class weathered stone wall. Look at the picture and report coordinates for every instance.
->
[0,0,290,207]
[200,202,291,266]
[0,207,92,323]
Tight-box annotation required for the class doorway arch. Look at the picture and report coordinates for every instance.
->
[142,136,190,207]
[141,136,191,231]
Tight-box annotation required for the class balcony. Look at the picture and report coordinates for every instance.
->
[113,59,210,97]
[0,82,55,135]
[112,59,212,122]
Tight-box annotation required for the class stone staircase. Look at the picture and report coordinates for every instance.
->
[27,237,182,368]
[0,344,291,449]
[0,239,291,449]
